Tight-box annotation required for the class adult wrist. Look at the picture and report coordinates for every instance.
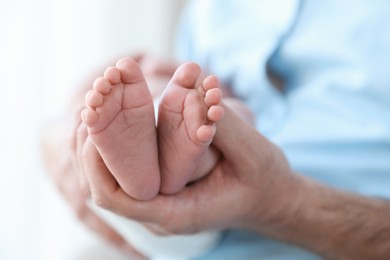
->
[256,171,306,239]
[240,141,304,237]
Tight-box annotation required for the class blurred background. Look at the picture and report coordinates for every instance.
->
[0,0,186,259]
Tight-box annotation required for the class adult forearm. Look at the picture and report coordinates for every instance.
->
[268,175,390,259]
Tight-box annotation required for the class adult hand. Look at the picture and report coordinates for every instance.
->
[78,101,390,259]
[79,103,299,237]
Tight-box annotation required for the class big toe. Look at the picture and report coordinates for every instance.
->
[170,62,201,89]
[116,57,145,84]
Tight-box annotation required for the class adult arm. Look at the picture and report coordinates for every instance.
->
[274,177,390,259]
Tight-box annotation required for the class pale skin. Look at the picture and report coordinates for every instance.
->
[156,62,225,194]
[43,55,390,259]
[81,59,161,201]
[81,58,225,199]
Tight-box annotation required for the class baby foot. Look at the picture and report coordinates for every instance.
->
[158,63,224,194]
[81,57,160,201]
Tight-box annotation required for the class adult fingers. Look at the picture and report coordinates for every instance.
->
[81,137,122,209]
[80,128,245,234]
[75,122,91,197]
[84,147,242,234]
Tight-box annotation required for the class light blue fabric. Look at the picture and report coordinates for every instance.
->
[175,0,390,259]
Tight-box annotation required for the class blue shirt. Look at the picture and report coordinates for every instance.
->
[175,0,390,259]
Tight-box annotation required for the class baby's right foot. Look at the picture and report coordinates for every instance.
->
[81,58,160,201]
[158,63,224,194]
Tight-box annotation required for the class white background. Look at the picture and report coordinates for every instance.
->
[0,1,185,259]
